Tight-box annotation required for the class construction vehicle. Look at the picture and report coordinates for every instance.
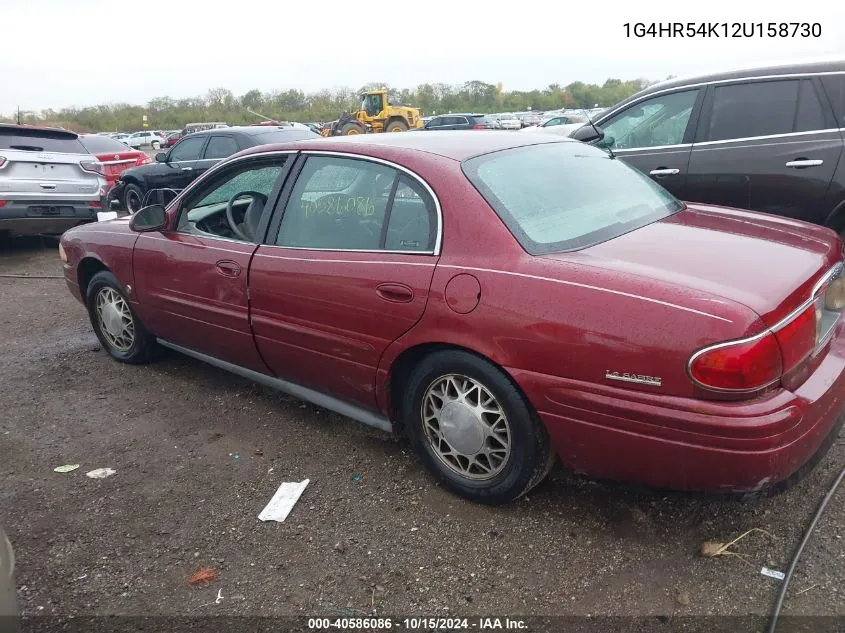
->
[321,90,424,136]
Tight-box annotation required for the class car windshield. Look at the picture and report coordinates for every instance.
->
[462,141,684,254]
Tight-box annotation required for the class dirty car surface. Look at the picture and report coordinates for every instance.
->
[59,131,845,505]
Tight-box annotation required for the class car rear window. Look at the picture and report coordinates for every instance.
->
[250,130,319,145]
[0,127,86,153]
[462,141,684,254]
[78,135,131,153]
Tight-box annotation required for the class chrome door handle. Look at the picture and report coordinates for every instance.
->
[649,168,680,176]
[785,159,823,168]
[181,167,193,171]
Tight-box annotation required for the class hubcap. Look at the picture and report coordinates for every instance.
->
[95,287,135,352]
[421,374,511,480]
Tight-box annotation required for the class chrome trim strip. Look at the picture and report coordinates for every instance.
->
[693,129,843,147]
[615,144,692,153]
[300,150,444,256]
[686,262,844,393]
[253,251,437,267]
[99,158,138,165]
[258,244,435,256]
[142,234,253,254]
[437,264,733,322]
[156,339,393,433]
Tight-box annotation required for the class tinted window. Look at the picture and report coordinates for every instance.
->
[277,156,396,250]
[169,136,206,162]
[204,136,239,159]
[820,75,845,125]
[707,80,799,141]
[0,129,86,153]
[462,142,683,254]
[600,90,698,149]
[427,118,443,127]
[250,130,318,144]
[78,135,131,153]
[795,80,827,132]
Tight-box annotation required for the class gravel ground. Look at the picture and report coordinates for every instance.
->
[0,238,843,632]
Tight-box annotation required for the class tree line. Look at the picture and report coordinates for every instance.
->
[1,78,661,133]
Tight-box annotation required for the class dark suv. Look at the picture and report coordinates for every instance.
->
[572,60,845,236]
[110,125,319,213]
[422,114,493,131]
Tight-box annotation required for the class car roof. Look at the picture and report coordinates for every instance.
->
[190,125,306,137]
[638,58,845,97]
[242,130,571,162]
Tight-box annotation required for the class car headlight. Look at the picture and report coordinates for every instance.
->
[58,243,67,263]
[824,276,845,310]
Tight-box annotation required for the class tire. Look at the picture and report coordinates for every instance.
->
[385,120,408,133]
[400,349,553,505]
[122,183,144,214]
[151,141,161,150]
[340,122,363,136]
[85,271,160,364]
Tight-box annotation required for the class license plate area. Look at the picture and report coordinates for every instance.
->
[27,205,75,217]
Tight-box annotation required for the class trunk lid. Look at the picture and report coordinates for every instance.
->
[559,203,842,325]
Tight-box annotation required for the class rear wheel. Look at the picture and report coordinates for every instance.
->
[340,122,363,135]
[385,120,409,133]
[86,271,159,364]
[400,350,553,505]
[122,183,144,214]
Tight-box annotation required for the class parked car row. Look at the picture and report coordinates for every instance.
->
[108,125,320,213]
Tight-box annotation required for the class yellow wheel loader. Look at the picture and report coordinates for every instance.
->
[321,90,424,136]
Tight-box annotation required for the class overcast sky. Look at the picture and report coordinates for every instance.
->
[2,0,845,114]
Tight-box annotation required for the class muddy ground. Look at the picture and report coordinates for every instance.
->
[0,238,842,632]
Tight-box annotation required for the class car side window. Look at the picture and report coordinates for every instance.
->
[169,136,206,162]
[176,158,287,242]
[384,175,436,252]
[276,156,436,252]
[600,90,699,150]
[204,136,240,160]
[706,80,799,141]
[795,80,827,133]
[820,75,845,126]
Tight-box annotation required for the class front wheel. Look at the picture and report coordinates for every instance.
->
[122,183,144,214]
[86,271,159,364]
[385,120,409,133]
[400,350,554,505]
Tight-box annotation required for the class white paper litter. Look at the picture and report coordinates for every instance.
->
[761,566,785,580]
[97,211,118,222]
[86,468,117,479]
[54,464,80,473]
[258,479,309,522]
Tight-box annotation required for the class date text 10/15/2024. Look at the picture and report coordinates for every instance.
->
[307,617,528,630]
[624,22,822,38]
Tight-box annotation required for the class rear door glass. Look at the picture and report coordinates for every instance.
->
[706,80,799,141]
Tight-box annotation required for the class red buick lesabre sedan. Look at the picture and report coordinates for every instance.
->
[59,132,845,505]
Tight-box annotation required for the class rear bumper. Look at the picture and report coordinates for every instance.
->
[510,328,845,493]
[0,200,101,236]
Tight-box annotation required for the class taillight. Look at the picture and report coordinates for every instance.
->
[79,160,106,176]
[472,124,486,130]
[0,201,7,207]
[0,156,6,168]
[689,333,783,391]
[138,155,151,165]
[690,265,845,393]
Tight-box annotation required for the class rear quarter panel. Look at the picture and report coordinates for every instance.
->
[61,220,139,304]
[374,160,764,415]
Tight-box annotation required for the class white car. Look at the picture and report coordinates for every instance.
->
[498,115,522,130]
[124,131,166,149]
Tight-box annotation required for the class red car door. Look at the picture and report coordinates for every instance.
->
[131,154,293,372]
[249,153,441,410]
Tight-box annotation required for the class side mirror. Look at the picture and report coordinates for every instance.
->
[570,124,605,143]
[129,204,167,232]
[155,152,167,163]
